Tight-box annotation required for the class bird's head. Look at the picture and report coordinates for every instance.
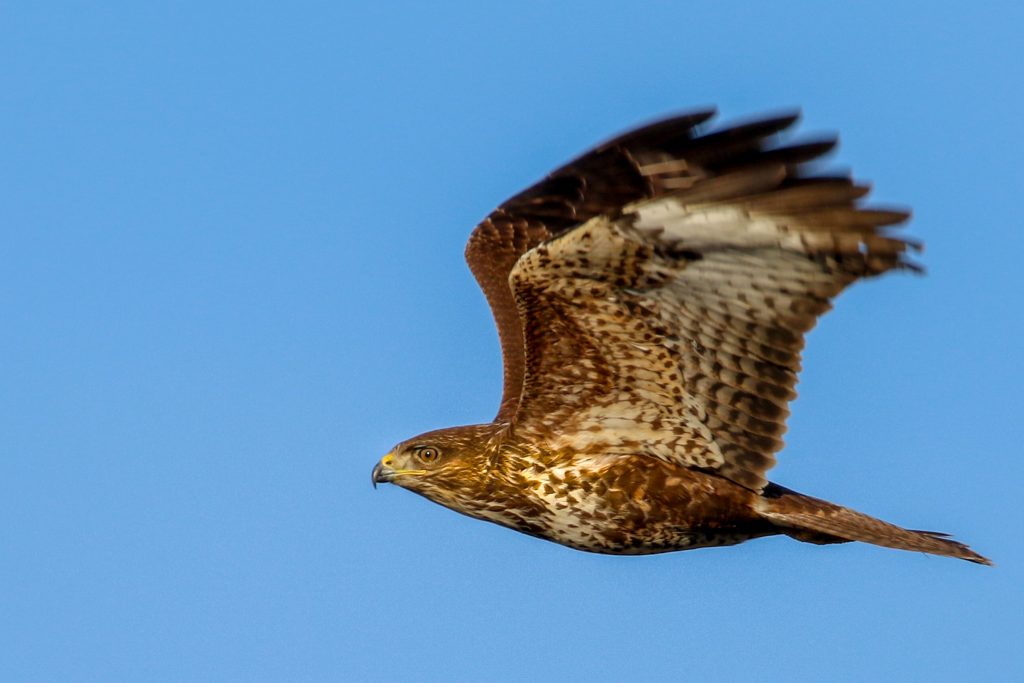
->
[372,423,504,507]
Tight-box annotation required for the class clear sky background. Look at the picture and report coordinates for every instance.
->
[3,2,1022,681]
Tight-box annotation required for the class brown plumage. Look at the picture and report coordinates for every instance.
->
[372,108,990,565]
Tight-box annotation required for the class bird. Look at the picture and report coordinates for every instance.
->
[371,108,990,565]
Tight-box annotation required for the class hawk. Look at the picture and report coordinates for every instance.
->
[372,109,990,564]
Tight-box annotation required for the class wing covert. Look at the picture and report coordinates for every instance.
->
[501,115,915,491]
[465,109,717,421]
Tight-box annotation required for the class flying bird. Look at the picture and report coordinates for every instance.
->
[372,109,990,564]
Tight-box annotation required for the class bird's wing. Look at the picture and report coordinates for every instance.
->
[465,109,717,422]
[502,112,916,491]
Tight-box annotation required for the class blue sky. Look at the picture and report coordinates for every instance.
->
[3,1,1022,680]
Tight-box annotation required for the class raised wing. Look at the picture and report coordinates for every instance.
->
[503,115,915,491]
[465,109,719,421]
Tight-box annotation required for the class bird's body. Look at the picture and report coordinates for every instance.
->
[384,424,775,555]
[485,443,774,555]
[373,109,990,565]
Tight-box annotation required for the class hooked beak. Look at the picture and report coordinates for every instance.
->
[372,454,395,489]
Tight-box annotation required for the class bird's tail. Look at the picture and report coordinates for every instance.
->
[756,484,991,565]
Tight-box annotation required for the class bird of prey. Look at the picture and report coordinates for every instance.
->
[372,109,990,565]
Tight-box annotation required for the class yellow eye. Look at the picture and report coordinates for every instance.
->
[415,446,440,464]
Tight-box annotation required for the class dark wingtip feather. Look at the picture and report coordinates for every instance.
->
[705,109,803,141]
[592,107,718,153]
[762,138,839,165]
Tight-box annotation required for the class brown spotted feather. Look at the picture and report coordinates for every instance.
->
[465,109,717,422]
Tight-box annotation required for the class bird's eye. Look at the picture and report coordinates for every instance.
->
[415,446,440,464]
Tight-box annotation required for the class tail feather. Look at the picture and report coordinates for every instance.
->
[757,484,991,565]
